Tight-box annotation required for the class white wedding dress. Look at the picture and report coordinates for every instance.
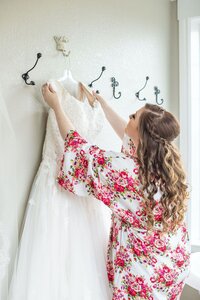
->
[8,80,111,300]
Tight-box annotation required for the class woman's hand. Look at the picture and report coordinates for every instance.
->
[42,83,75,139]
[42,83,60,110]
[92,91,127,140]
[92,91,106,106]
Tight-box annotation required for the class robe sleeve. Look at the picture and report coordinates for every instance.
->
[57,130,145,228]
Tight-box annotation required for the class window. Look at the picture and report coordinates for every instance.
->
[190,18,200,245]
[179,17,200,249]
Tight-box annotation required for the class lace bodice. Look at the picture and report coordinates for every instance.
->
[41,80,106,167]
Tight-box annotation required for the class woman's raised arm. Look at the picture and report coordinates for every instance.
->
[92,91,127,140]
[42,83,75,139]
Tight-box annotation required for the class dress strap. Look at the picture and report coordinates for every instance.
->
[55,79,95,107]
[79,82,95,107]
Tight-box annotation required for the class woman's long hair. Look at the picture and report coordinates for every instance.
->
[136,103,189,233]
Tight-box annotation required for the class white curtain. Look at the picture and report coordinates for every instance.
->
[0,88,18,300]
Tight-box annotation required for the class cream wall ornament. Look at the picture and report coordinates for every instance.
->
[54,36,71,57]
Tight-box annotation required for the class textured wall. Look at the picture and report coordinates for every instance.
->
[0,0,179,298]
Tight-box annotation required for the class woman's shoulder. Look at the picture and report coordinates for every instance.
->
[121,133,137,158]
[100,148,140,176]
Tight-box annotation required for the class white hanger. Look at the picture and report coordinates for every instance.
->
[53,36,80,98]
[57,52,79,98]
[57,69,79,99]
[57,69,76,84]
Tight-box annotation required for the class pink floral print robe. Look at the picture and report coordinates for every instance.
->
[57,130,190,300]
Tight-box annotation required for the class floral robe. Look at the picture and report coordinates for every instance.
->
[57,130,190,300]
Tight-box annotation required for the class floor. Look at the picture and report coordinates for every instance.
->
[181,284,200,300]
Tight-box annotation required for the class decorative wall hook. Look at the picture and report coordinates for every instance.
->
[54,36,71,57]
[111,77,121,99]
[135,76,149,101]
[22,53,42,86]
[154,86,164,105]
[88,66,106,88]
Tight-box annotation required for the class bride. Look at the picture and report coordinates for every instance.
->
[8,72,111,300]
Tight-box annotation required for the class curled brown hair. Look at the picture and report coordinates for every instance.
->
[136,103,189,233]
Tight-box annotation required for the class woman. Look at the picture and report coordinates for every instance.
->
[42,83,190,300]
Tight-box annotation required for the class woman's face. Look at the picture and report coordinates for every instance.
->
[125,106,145,147]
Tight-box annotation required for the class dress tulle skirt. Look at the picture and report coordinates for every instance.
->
[8,159,112,300]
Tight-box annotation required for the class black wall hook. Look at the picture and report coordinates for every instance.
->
[22,53,42,85]
[154,86,164,105]
[88,66,106,88]
[111,77,121,99]
[135,76,149,101]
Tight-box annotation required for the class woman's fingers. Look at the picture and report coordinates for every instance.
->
[42,83,56,96]
[92,91,102,101]
[92,91,99,99]
[49,84,55,93]
[42,83,49,93]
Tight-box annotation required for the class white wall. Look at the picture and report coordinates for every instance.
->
[0,0,178,298]
[178,0,200,20]
[170,1,179,118]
